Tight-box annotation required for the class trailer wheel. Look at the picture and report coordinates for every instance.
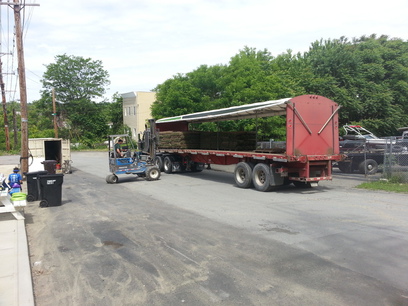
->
[145,166,161,181]
[106,174,118,184]
[234,162,253,188]
[252,163,273,192]
[154,156,164,172]
[163,156,174,174]
[358,159,378,175]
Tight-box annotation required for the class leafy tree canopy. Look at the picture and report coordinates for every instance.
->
[152,35,408,138]
[41,54,110,103]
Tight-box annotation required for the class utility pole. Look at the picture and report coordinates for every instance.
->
[0,1,40,173]
[52,88,58,138]
[13,108,18,147]
[0,60,10,151]
[14,0,29,173]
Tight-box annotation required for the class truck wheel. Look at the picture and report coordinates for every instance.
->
[252,163,273,192]
[163,156,174,174]
[145,166,161,181]
[234,162,253,188]
[358,159,378,175]
[154,156,164,172]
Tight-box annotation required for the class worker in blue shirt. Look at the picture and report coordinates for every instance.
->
[8,167,23,187]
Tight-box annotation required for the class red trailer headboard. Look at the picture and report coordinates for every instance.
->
[286,95,340,156]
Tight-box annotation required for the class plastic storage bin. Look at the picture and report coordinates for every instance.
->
[38,173,64,207]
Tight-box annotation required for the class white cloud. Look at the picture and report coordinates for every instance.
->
[0,0,407,103]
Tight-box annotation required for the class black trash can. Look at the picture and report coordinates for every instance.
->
[41,160,57,174]
[24,171,48,202]
[38,173,64,207]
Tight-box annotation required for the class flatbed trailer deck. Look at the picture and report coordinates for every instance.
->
[151,95,343,191]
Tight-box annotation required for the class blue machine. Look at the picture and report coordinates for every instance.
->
[106,133,160,184]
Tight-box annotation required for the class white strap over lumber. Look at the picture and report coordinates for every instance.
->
[156,98,291,124]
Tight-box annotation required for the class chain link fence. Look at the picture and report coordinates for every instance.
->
[337,137,408,182]
[382,137,408,182]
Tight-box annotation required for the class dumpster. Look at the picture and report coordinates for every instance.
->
[38,173,64,207]
[24,171,48,202]
[42,160,57,174]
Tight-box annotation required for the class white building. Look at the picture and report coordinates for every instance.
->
[121,91,156,140]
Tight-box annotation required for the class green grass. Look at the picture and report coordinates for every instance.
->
[356,180,408,193]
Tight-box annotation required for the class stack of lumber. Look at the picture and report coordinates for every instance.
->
[159,131,256,151]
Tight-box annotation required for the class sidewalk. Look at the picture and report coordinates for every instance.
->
[0,160,35,306]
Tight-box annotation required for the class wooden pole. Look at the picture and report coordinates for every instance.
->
[13,0,29,173]
[52,88,58,138]
[0,60,10,151]
[13,108,18,148]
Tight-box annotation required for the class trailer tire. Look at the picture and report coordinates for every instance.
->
[154,156,164,172]
[163,156,174,174]
[252,163,273,192]
[358,159,378,175]
[234,162,253,188]
[145,166,161,181]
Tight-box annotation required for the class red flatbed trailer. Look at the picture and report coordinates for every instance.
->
[153,95,343,191]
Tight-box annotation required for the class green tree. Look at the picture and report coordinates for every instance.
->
[37,54,113,146]
[41,54,110,103]
[302,35,408,136]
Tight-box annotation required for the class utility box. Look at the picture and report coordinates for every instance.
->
[29,138,71,172]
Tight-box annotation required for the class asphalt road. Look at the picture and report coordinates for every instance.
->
[23,152,408,305]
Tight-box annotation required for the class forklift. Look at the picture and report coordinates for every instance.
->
[106,120,160,183]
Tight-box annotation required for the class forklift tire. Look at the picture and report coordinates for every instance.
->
[163,156,174,174]
[145,166,161,181]
[358,159,378,175]
[106,174,118,184]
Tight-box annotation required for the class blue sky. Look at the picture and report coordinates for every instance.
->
[1,0,407,103]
